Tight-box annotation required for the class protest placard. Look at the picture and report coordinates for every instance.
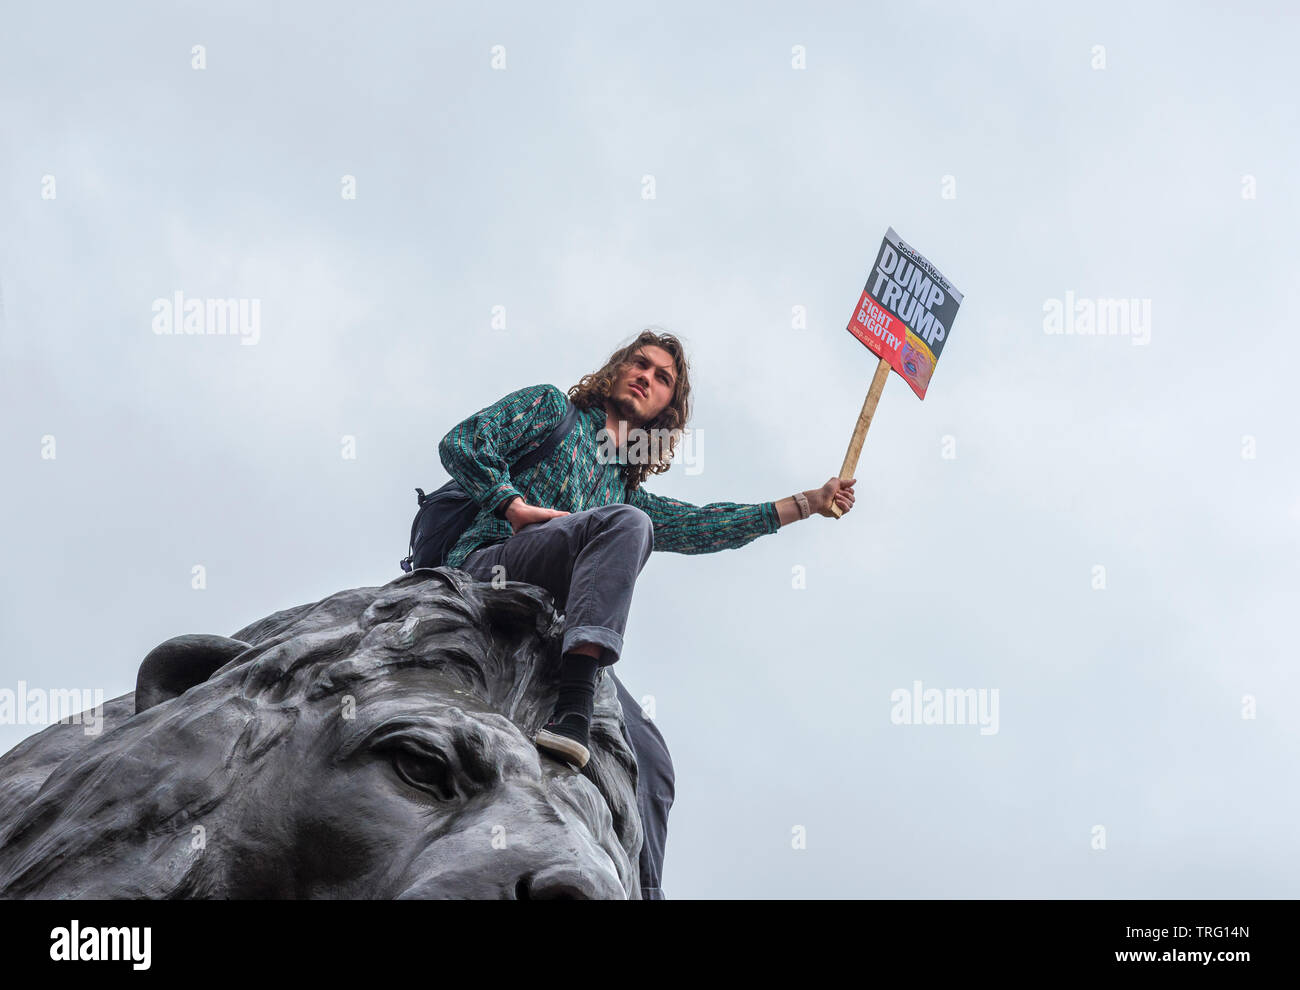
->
[832,229,964,517]
[846,226,963,400]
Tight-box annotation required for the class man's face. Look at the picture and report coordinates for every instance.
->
[611,344,677,427]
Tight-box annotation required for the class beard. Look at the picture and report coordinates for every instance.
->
[608,392,648,430]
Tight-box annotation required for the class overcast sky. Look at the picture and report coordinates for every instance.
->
[2,0,1297,898]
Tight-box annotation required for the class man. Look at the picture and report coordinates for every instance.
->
[438,329,855,897]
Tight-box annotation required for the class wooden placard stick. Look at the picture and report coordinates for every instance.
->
[830,355,890,518]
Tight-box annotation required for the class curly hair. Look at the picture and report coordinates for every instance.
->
[566,328,692,491]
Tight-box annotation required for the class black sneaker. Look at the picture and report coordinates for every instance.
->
[534,712,591,769]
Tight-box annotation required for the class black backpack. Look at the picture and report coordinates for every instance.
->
[400,399,582,572]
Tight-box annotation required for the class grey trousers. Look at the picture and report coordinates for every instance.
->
[459,503,674,899]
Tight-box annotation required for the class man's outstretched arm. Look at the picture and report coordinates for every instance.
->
[773,477,857,524]
[625,477,855,554]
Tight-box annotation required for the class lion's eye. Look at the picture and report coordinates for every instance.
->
[391,747,458,802]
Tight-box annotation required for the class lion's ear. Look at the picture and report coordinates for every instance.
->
[135,634,252,714]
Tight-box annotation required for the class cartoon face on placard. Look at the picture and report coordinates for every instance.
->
[899,335,934,395]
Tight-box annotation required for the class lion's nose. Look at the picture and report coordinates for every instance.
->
[516,863,625,900]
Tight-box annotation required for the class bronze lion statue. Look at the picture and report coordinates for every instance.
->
[0,568,646,898]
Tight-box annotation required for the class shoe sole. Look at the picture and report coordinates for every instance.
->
[534,728,590,769]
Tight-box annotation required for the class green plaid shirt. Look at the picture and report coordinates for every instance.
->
[438,383,781,568]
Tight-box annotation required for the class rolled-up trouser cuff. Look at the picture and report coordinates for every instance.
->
[561,624,624,667]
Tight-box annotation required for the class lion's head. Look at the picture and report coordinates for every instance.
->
[0,568,645,899]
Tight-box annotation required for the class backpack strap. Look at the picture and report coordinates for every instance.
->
[510,398,580,476]
[480,398,580,524]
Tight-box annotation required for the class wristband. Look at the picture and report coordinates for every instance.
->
[793,492,811,520]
